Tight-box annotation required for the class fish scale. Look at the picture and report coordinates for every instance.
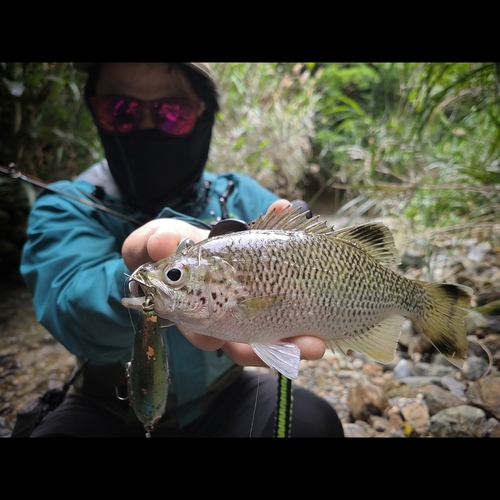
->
[122,207,472,380]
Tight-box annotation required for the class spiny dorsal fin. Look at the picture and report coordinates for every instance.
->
[332,223,401,266]
[249,208,400,266]
[249,206,336,236]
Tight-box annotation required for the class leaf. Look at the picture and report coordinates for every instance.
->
[45,75,65,84]
[1,77,24,96]
[68,81,81,100]
[336,95,368,118]
[20,182,37,207]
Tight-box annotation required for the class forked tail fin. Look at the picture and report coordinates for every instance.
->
[412,282,473,368]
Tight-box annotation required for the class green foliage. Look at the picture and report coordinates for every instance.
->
[309,62,500,234]
[1,61,498,241]
[0,62,102,285]
[0,62,101,182]
[208,63,319,197]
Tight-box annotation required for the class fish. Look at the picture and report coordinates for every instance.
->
[121,207,472,380]
[126,296,169,437]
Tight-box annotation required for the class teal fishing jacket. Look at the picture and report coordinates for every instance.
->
[20,160,279,427]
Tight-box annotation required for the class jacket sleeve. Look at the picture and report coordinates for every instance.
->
[20,181,140,365]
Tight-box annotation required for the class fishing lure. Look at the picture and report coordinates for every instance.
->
[126,293,170,438]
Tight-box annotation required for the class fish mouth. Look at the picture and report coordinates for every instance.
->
[121,295,147,311]
[121,269,177,328]
[121,269,156,311]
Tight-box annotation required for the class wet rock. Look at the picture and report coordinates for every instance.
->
[3,223,500,438]
[461,355,490,381]
[407,333,434,360]
[392,359,412,379]
[411,360,458,378]
[481,334,500,369]
[347,380,388,421]
[486,418,500,437]
[487,317,500,333]
[465,375,500,420]
[395,376,443,388]
[342,422,370,437]
[353,419,377,436]
[384,381,421,400]
[381,353,405,372]
[401,249,424,270]
[440,376,467,398]
[476,289,500,308]
[465,310,492,334]
[368,415,390,432]
[467,242,493,262]
[387,412,405,433]
[482,334,500,356]
[0,287,76,432]
[0,417,12,438]
[361,362,384,378]
[417,384,467,415]
[429,405,488,437]
[387,397,430,436]
[395,320,414,351]
[490,271,500,287]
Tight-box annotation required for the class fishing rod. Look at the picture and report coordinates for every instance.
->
[0,162,145,225]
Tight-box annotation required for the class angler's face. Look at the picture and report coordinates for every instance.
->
[95,63,204,131]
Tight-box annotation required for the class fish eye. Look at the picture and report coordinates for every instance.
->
[164,264,187,286]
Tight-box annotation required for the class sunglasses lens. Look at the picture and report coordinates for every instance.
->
[153,101,199,136]
[91,96,201,136]
[91,96,139,134]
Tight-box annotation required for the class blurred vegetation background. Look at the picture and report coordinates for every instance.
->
[1,62,499,287]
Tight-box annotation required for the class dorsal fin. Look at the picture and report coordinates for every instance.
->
[332,223,401,266]
[249,206,336,236]
[249,208,400,266]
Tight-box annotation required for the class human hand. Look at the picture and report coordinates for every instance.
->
[176,199,328,367]
[122,218,209,272]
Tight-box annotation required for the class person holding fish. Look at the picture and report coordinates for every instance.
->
[17,63,346,437]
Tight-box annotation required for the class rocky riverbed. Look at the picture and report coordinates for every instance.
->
[1,218,500,438]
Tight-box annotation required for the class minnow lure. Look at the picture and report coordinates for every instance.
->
[126,293,170,438]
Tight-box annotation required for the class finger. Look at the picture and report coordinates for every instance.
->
[285,336,326,360]
[266,199,293,215]
[147,223,209,262]
[122,219,166,271]
[221,342,269,368]
[222,336,326,367]
[178,325,225,351]
[146,226,184,262]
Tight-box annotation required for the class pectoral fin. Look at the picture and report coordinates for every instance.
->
[250,341,301,380]
[238,295,286,319]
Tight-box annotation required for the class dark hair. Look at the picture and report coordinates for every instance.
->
[83,63,219,115]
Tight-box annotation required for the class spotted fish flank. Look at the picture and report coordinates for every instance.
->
[122,207,472,380]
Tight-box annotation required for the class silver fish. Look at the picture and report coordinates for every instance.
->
[122,208,472,380]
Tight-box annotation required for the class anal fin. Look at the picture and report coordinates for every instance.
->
[325,315,404,364]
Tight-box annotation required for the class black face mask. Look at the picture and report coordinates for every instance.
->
[97,112,214,217]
